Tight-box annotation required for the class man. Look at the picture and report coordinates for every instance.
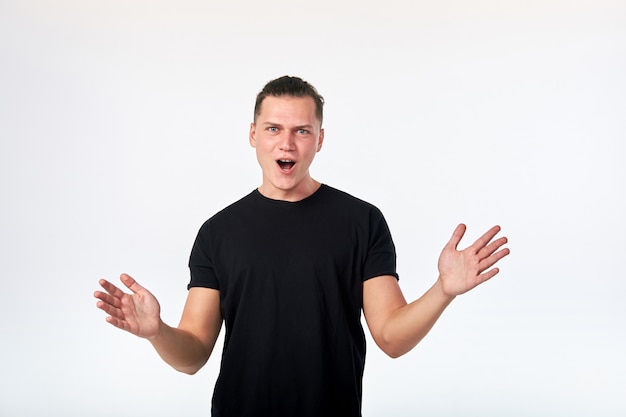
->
[94,76,509,416]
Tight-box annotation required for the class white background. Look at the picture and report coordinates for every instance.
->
[1,1,625,416]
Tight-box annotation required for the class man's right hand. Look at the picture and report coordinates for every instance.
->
[94,273,162,339]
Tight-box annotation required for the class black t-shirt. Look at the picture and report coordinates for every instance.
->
[188,184,398,417]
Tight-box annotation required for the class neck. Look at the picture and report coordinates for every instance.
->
[257,179,321,202]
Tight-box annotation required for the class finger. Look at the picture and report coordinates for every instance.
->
[96,298,126,320]
[98,279,126,299]
[471,225,502,251]
[478,247,510,272]
[478,236,508,259]
[93,290,123,309]
[120,273,146,295]
[105,315,132,333]
[478,267,500,283]
[445,223,467,251]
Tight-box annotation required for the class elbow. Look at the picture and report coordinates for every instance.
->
[385,349,406,359]
[181,368,199,375]
[375,340,408,359]
[173,345,213,375]
[175,363,203,375]
[172,355,209,375]
[379,343,410,359]
[376,326,423,359]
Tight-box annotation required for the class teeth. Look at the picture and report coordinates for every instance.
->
[279,159,294,163]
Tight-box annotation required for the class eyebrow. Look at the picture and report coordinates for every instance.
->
[262,122,315,130]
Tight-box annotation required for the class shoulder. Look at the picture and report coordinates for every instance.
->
[214,190,258,215]
[197,190,258,231]
[319,184,383,214]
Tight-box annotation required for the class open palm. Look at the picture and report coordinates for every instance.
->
[438,224,510,297]
[94,273,161,339]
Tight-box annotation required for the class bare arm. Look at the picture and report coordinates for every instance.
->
[363,275,453,358]
[94,273,222,375]
[148,287,222,374]
[363,224,509,358]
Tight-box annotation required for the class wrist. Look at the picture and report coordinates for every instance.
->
[434,276,457,302]
[146,319,167,342]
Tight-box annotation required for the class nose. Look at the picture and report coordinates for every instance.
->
[278,131,296,151]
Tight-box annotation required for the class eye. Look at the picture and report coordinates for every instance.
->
[267,126,279,132]
[297,129,309,135]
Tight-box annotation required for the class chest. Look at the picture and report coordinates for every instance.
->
[215,209,365,276]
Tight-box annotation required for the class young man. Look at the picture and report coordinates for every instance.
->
[95,76,509,417]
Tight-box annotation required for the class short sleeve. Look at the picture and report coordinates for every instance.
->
[188,220,220,290]
[362,207,399,281]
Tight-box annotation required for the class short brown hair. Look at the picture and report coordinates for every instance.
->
[254,76,324,124]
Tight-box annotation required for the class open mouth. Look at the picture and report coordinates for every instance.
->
[277,159,295,171]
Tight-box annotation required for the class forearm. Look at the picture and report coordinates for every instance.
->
[147,321,213,375]
[380,278,455,358]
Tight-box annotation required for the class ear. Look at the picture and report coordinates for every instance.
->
[249,123,257,148]
[316,128,324,152]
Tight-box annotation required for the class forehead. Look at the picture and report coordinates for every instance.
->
[257,95,320,125]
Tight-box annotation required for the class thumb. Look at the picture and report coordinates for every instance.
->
[120,273,146,294]
[446,223,467,251]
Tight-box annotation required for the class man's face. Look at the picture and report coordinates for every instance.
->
[250,95,324,201]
